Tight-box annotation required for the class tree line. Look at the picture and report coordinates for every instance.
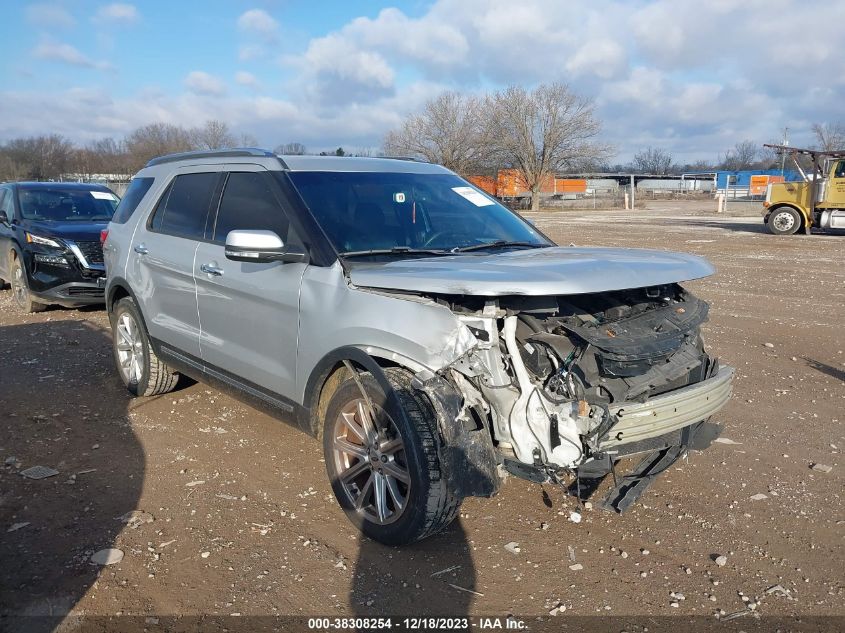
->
[2,90,842,210]
[623,123,844,176]
[0,120,311,183]
[382,84,844,205]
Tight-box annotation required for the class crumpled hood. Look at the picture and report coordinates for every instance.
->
[348,246,715,296]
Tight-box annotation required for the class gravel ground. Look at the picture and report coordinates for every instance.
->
[0,200,842,630]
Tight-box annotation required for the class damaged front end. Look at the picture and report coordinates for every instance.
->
[412,283,734,510]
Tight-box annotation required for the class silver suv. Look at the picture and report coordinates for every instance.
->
[104,149,734,545]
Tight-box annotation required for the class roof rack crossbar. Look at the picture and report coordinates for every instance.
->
[145,148,276,167]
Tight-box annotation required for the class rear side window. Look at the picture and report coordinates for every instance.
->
[149,172,218,240]
[212,172,291,244]
[112,177,153,224]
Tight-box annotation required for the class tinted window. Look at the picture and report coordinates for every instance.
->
[0,189,10,217]
[18,187,118,222]
[212,172,290,243]
[149,172,218,239]
[112,177,154,224]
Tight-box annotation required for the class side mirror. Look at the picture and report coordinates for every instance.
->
[0,211,8,225]
[224,229,308,264]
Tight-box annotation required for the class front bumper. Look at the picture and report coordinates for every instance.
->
[599,366,734,450]
[31,278,106,307]
[23,242,106,307]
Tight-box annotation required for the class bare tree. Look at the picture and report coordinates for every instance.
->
[274,142,306,155]
[679,159,716,172]
[486,83,608,211]
[383,91,490,175]
[238,132,259,148]
[191,120,237,150]
[632,146,674,174]
[811,122,845,152]
[0,135,75,181]
[720,140,758,171]
[124,123,195,171]
[74,137,131,177]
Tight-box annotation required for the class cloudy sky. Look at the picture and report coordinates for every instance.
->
[1,0,842,162]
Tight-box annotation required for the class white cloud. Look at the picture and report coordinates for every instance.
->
[237,9,279,38]
[184,71,226,96]
[25,3,76,29]
[7,0,845,161]
[235,71,260,89]
[94,3,140,24]
[32,39,113,71]
[238,44,265,62]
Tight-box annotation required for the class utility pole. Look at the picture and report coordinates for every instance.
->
[780,127,789,177]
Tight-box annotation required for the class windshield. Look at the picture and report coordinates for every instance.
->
[287,171,550,254]
[18,187,119,222]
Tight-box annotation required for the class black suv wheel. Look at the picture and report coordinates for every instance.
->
[10,253,46,313]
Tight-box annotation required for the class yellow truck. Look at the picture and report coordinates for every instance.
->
[762,144,845,235]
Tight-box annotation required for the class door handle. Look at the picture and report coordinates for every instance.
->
[200,263,224,276]
[133,243,148,255]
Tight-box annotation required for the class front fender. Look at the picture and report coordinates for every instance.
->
[295,263,477,404]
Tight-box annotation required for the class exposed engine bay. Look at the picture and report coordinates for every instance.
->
[421,283,728,478]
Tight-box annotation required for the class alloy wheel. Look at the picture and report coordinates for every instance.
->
[331,398,410,525]
[12,262,28,308]
[116,312,144,384]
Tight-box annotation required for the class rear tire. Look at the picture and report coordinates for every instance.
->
[10,254,46,313]
[323,367,460,545]
[111,297,179,397]
[767,207,801,235]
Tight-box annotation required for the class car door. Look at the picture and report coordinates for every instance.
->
[194,166,307,402]
[129,167,223,359]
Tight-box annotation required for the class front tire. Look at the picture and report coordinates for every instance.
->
[323,367,460,545]
[10,254,46,313]
[767,207,801,235]
[111,297,179,397]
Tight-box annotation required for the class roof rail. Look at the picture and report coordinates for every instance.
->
[381,155,428,163]
[145,148,276,167]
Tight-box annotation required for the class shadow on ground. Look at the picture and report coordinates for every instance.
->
[804,357,845,383]
[351,520,476,617]
[0,320,144,632]
[682,218,770,235]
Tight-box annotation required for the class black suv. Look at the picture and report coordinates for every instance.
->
[0,182,119,312]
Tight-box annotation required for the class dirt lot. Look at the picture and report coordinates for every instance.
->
[1,200,842,630]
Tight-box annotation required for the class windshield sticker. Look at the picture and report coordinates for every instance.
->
[393,192,406,203]
[452,186,495,207]
[90,191,118,201]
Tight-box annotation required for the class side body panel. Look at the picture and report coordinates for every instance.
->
[294,262,477,404]
[194,243,306,399]
[126,164,226,358]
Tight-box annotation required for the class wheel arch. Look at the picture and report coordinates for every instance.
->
[106,278,152,338]
[303,345,423,439]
